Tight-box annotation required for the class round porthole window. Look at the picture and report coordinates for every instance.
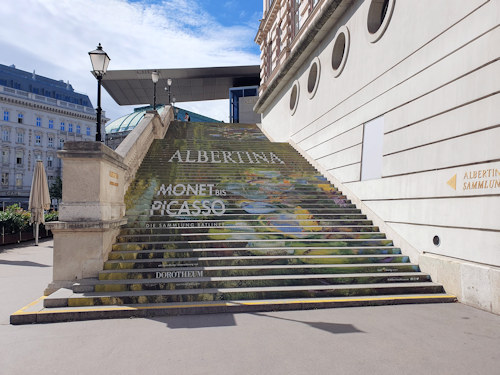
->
[366,0,395,43]
[331,26,350,78]
[307,57,321,98]
[433,236,441,247]
[289,80,300,115]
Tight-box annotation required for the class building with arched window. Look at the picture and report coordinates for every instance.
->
[254,0,500,314]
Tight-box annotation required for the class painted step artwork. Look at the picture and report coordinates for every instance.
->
[47,121,455,313]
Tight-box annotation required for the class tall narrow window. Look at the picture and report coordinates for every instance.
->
[3,111,9,121]
[47,156,53,168]
[60,122,65,131]
[16,150,23,165]
[48,137,54,148]
[309,0,319,13]
[86,127,91,136]
[2,129,9,142]
[361,116,384,180]
[59,138,64,149]
[48,119,54,129]
[267,40,273,79]
[17,114,23,124]
[292,0,301,37]
[76,125,81,134]
[15,173,23,188]
[17,132,24,144]
[276,24,282,57]
[1,173,8,186]
[1,149,8,164]
[36,117,42,127]
[68,123,73,133]
[35,135,42,145]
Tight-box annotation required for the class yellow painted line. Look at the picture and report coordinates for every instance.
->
[11,296,47,315]
[11,294,456,316]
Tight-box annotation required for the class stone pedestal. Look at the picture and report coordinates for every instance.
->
[45,109,173,295]
[45,142,129,295]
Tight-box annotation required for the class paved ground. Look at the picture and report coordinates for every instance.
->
[1,240,499,375]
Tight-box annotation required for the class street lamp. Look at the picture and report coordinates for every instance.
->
[165,78,172,106]
[151,71,159,110]
[88,43,110,142]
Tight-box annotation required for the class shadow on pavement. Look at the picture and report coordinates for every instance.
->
[252,312,365,335]
[151,313,237,329]
[150,311,364,335]
[0,259,51,267]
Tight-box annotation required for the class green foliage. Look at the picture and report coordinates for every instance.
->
[0,204,30,233]
[0,204,58,233]
[49,177,62,200]
[44,211,59,222]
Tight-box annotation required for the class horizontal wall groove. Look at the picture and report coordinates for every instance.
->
[421,251,500,268]
[362,194,500,202]
[291,21,499,144]
[386,221,500,234]
[383,123,500,157]
[327,161,360,172]
[385,91,500,135]
[303,123,363,153]
[315,142,361,161]
[382,159,500,179]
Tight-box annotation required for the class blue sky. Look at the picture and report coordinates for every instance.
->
[0,0,263,121]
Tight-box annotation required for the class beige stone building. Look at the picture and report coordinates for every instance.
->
[0,64,100,208]
[254,0,500,313]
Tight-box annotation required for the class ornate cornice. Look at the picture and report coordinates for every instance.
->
[0,94,96,121]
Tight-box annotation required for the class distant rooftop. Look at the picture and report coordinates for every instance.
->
[0,63,93,108]
[105,105,221,134]
[102,65,260,105]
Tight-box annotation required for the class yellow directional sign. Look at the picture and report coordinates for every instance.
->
[447,174,457,190]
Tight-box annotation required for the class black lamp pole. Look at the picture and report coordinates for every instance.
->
[96,74,102,142]
[152,71,159,110]
[153,81,157,110]
[88,43,110,142]
[165,78,172,106]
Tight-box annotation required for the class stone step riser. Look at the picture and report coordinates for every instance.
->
[99,264,421,280]
[118,226,380,235]
[94,274,432,292]
[122,220,375,228]
[115,233,387,243]
[67,284,445,307]
[108,247,401,260]
[103,256,410,270]
[128,199,353,206]
[126,214,368,221]
[112,239,394,250]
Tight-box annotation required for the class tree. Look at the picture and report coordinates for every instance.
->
[49,177,62,200]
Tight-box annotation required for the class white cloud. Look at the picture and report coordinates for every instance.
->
[0,0,259,122]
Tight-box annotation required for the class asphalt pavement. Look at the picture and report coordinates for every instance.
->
[1,239,499,375]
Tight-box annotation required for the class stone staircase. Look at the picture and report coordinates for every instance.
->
[44,121,455,317]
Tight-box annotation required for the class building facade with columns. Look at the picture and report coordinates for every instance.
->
[254,0,500,313]
[0,63,100,207]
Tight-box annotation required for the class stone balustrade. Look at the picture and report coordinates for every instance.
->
[45,107,173,294]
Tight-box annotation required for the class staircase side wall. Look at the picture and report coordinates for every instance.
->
[258,0,500,314]
[45,108,173,294]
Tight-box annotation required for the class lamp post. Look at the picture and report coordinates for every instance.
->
[151,70,159,110]
[165,78,172,106]
[88,43,110,142]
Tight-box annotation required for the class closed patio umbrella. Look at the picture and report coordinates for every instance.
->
[29,160,51,245]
